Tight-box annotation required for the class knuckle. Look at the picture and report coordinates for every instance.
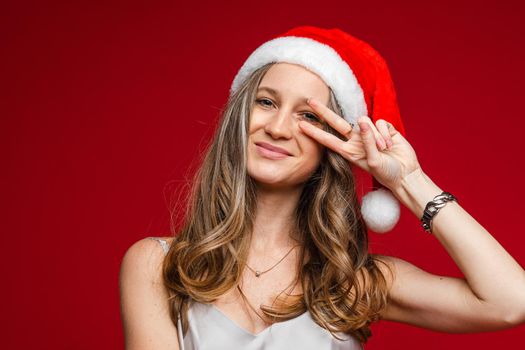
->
[336,118,346,126]
[357,116,369,125]
[363,131,375,140]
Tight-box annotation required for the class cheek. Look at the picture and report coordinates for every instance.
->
[248,109,265,134]
[292,141,324,180]
[304,140,324,166]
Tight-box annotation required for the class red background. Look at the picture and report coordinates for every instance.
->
[2,0,525,348]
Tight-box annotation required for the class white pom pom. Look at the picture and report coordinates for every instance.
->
[361,188,400,233]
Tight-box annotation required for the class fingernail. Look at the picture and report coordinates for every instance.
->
[307,97,316,106]
[359,122,369,132]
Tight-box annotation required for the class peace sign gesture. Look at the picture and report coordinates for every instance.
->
[299,97,422,192]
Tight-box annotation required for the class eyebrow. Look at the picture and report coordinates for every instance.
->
[257,86,310,104]
[257,86,279,95]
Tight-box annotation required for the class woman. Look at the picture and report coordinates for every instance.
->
[119,26,525,349]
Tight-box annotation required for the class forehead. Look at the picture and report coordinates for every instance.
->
[259,63,330,103]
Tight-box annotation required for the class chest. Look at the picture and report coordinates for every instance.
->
[180,302,364,350]
[212,261,302,334]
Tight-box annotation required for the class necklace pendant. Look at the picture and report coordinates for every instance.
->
[255,270,261,277]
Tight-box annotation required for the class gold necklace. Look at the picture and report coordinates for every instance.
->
[245,245,300,278]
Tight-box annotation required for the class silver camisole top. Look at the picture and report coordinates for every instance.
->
[149,237,363,350]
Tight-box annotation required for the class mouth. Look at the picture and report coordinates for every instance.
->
[255,142,292,159]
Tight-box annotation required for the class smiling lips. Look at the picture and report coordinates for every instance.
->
[255,142,292,159]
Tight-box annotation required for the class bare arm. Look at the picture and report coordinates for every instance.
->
[288,101,525,331]
[379,169,525,332]
[119,237,180,349]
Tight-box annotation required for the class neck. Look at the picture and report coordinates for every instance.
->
[250,183,303,252]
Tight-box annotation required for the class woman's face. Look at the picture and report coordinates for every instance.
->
[247,62,330,189]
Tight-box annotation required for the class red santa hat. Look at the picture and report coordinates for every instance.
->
[230,26,406,233]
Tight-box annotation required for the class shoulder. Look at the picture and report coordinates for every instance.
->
[360,254,417,292]
[372,254,435,283]
[372,254,410,276]
[119,236,180,349]
[121,237,171,271]
[120,236,176,284]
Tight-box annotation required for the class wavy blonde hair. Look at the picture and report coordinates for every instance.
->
[162,62,393,343]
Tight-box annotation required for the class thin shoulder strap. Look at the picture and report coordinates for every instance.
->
[148,237,170,255]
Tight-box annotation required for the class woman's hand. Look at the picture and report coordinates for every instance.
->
[299,97,422,192]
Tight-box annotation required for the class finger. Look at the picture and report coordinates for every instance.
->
[298,120,348,154]
[385,121,400,138]
[358,119,382,168]
[375,119,393,149]
[360,116,387,150]
[307,98,354,140]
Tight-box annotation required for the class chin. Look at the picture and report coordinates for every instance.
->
[249,171,288,187]
[247,156,319,189]
[248,169,313,190]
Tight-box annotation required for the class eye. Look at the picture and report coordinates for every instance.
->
[301,112,321,123]
[255,98,274,108]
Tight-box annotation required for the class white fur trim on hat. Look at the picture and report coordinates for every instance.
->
[230,36,368,127]
[361,188,400,233]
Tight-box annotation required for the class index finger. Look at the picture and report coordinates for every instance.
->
[307,97,354,139]
[298,120,348,154]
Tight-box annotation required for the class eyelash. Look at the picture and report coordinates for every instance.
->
[255,98,321,123]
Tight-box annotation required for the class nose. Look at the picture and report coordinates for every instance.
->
[264,107,293,139]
